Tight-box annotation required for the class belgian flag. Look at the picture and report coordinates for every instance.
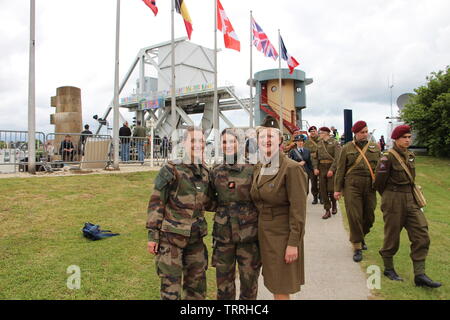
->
[175,0,193,40]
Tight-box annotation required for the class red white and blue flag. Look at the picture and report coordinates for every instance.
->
[280,35,299,74]
[142,0,158,16]
[251,18,278,60]
[217,0,240,51]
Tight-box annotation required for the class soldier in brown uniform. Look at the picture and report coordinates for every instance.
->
[146,127,215,300]
[304,126,321,204]
[210,128,261,300]
[313,127,341,219]
[375,125,441,288]
[334,121,380,262]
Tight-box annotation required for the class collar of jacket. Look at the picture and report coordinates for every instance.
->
[353,138,368,149]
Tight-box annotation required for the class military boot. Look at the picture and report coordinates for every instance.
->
[312,195,318,205]
[353,249,363,262]
[362,240,368,250]
[414,274,442,288]
[331,197,337,215]
[384,269,403,281]
[322,210,331,219]
[319,195,324,204]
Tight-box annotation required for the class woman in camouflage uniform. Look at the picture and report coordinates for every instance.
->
[210,128,261,300]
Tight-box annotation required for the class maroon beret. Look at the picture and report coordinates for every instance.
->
[391,125,411,139]
[319,127,330,133]
[308,126,317,132]
[351,120,367,133]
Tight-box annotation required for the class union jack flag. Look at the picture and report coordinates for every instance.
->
[251,18,278,60]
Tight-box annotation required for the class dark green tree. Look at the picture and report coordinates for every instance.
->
[401,66,450,157]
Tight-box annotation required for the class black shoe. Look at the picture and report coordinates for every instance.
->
[319,198,324,204]
[353,249,363,262]
[362,242,368,250]
[384,269,403,281]
[312,195,318,205]
[414,274,442,288]
[322,210,331,219]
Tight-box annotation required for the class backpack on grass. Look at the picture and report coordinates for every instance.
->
[82,222,119,241]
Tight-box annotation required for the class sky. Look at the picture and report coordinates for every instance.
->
[0,0,449,141]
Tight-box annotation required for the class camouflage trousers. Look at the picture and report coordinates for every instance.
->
[212,241,261,300]
[155,232,208,300]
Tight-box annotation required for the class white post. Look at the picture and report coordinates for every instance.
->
[249,11,254,128]
[278,30,283,132]
[113,0,120,169]
[150,119,154,168]
[171,0,177,137]
[27,0,36,174]
[213,0,219,162]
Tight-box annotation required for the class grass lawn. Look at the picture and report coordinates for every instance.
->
[339,156,449,300]
[0,156,448,300]
[0,171,217,300]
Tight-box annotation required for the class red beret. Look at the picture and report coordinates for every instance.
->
[352,121,367,133]
[391,125,411,139]
[308,126,317,132]
[319,127,330,133]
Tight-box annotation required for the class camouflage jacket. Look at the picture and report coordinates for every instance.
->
[334,139,381,192]
[312,138,341,172]
[374,145,416,195]
[210,163,258,244]
[146,160,214,247]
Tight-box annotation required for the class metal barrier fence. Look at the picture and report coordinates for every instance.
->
[0,130,46,173]
[0,130,171,173]
[119,136,167,164]
[45,133,113,169]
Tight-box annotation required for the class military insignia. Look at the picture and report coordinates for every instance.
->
[228,181,236,189]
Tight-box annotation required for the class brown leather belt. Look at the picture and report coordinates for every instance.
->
[320,160,333,164]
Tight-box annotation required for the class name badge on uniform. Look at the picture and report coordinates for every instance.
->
[228,181,236,189]
[196,186,201,190]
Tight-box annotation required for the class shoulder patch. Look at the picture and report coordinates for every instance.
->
[154,166,175,191]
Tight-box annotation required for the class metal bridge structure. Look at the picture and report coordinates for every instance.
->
[96,38,312,139]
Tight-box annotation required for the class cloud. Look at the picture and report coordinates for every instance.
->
[0,0,449,142]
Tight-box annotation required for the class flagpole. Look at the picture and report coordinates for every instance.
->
[28,0,36,174]
[113,0,120,169]
[249,11,254,128]
[171,0,176,141]
[213,0,219,162]
[278,29,283,132]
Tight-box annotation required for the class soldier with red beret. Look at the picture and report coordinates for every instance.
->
[312,127,341,219]
[334,121,381,262]
[374,125,441,288]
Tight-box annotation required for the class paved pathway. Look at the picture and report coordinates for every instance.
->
[239,194,371,300]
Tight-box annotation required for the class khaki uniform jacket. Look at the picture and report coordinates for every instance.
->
[312,138,341,172]
[250,153,308,293]
[334,139,381,192]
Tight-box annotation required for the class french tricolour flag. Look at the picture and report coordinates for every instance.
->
[280,35,299,74]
